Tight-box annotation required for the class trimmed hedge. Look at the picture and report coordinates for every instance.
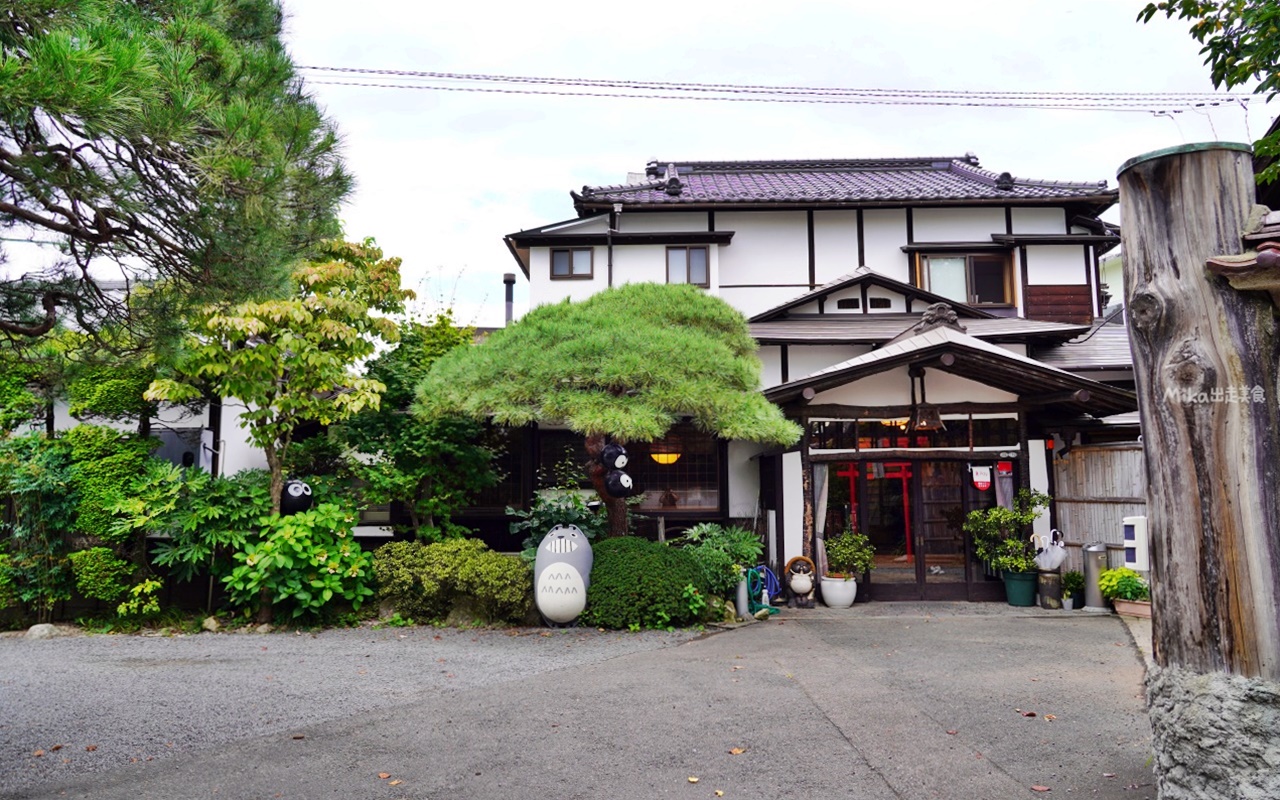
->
[372,539,532,624]
[582,536,710,630]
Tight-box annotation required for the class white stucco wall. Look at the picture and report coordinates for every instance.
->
[782,450,804,562]
[617,212,709,233]
[758,347,784,388]
[721,286,810,318]
[1026,245,1087,285]
[612,244,675,286]
[1011,207,1066,234]
[716,211,809,286]
[527,246,607,307]
[812,209,861,283]
[219,403,269,475]
[913,207,1005,242]
[727,440,767,518]
[862,209,910,280]
[811,366,1020,407]
[866,284,907,312]
[787,345,864,381]
[1029,440,1052,540]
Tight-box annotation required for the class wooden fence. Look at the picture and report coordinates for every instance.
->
[1051,443,1146,572]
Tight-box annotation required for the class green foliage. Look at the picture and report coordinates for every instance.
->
[0,433,76,621]
[371,538,532,625]
[824,529,876,577]
[67,547,132,602]
[340,312,495,538]
[0,355,43,434]
[147,239,413,513]
[1062,569,1085,597]
[116,578,163,619]
[418,282,800,445]
[1099,567,1151,602]
[64,425,155,544]
[674,523,765,596]
[1139,1,1280,185]
[581,536,711,630]
[965,490,1051,574]
[0,554,16,611]
[509,492,609,562]
[224,503,374,619]
[0,0,351,338]
[113,462,271,582]
[66,365,154,422]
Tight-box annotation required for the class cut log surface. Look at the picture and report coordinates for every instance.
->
[1119,144,1280,681]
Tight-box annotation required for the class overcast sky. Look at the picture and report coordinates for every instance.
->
[276,1,1267,326]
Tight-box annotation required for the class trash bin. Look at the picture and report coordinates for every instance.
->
[1038,570,1062,609]
[1083,542,1108,612]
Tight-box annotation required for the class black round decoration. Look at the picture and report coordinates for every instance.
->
[280,479,314,515]
[600,443,628,470]
[604,469,634,498]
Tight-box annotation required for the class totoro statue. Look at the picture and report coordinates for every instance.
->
[534,524,593,625]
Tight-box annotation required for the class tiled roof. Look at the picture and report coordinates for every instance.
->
[1032,320,1133,370]
[573,156,1116,209]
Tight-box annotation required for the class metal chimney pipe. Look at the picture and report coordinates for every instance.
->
[503,273,516,325]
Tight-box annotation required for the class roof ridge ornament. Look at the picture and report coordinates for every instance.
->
[664,163,683,196]
[910,302,967,336]
[1206,204,1280,306]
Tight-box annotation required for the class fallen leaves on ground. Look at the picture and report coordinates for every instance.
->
[32,750,43,757]
[85,745,97,752]
[946,730,958,735]
[1044,714,1057,722]
[1031,785,1051,792]
[378,772,391,779]
[688,776,699,783]
[728,747,746,755]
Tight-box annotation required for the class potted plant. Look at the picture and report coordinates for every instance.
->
[1099,567,1151,617]
[1061,569,1084,610]
[964,490,1050,607]
[821,528,875,608]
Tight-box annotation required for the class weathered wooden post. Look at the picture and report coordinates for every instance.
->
[1118,143,1280,798]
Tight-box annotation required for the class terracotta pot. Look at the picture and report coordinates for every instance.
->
[1112,598,1152,618]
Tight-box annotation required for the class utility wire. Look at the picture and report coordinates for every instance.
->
[297,65,1250,113]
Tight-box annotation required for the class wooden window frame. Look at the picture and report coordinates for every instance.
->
[915,251,1014,307]
[666,245,711,288]
[550,247,594,280]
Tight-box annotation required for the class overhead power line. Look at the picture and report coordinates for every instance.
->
[296,65,1252,114]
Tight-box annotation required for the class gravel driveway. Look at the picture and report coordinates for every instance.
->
[0,624,702,797]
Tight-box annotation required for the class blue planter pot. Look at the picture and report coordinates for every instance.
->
[1002,571,1037,607]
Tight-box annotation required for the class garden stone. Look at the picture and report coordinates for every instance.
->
[444,596,487,628]
[202,617,220,633]
[25,624,61,639]
[254,623,273,634]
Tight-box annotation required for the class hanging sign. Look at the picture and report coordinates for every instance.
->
[996,461,1014,475]
[972,466,992,491]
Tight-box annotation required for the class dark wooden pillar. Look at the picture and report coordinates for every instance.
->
[1118,142,1280,799]
[799,421,814,560]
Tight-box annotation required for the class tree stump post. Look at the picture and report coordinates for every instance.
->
[1118,142,1280,799]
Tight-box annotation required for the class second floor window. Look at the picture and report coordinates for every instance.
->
[551,248,593,279]
[667,246,709,287]
[917,252,1012,306]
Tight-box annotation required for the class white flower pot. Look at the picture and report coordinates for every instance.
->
[820,576,857,608]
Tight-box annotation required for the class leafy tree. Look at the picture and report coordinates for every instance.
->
[0,0,350,338]
[1139,1,1280,183]
[341,312,496,538]
[417,282,801,536]
[146,239,413,513]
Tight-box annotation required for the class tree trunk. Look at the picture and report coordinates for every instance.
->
[584,433,627,537]
[1119,143,1280,799]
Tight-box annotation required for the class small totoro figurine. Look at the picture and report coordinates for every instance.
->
[600,443,628,470]
[604,469,635,498]
[534,524,594,625]
[280,479,313,516]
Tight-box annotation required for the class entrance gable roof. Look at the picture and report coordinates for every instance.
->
[748,268,996,322]
[764,323,1136,417]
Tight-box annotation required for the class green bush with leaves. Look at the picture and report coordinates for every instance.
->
[824,529,876,577]
[509,492,608,562]
[113,462,272,583]
[224,503,374,620]
[67,547,133,602]
[0,433,76,621]
[582,536,710,630]
[674,523,765,597]
[965,490,1051,574]
[1062,569,1085,598]
[64,425,155,545]
[1099,567,1150,602]
[0,554,16,611]
[372,538,532,624]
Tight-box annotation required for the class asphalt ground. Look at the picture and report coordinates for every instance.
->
[1,604,1154,800]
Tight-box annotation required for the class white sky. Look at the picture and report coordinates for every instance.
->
[45,1,1271,329]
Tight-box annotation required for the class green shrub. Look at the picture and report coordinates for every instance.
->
[1062,570,1085,597]
[824,529,875,577]
[372,538,532,624]
[68,547,133,602]
[674,523,764,597]
[582,536,710,630]
[0,554,16,611]
[509,491,607,562]
[1099,567,1150,602]
[65,425,156,544]
[224,503,375,619]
